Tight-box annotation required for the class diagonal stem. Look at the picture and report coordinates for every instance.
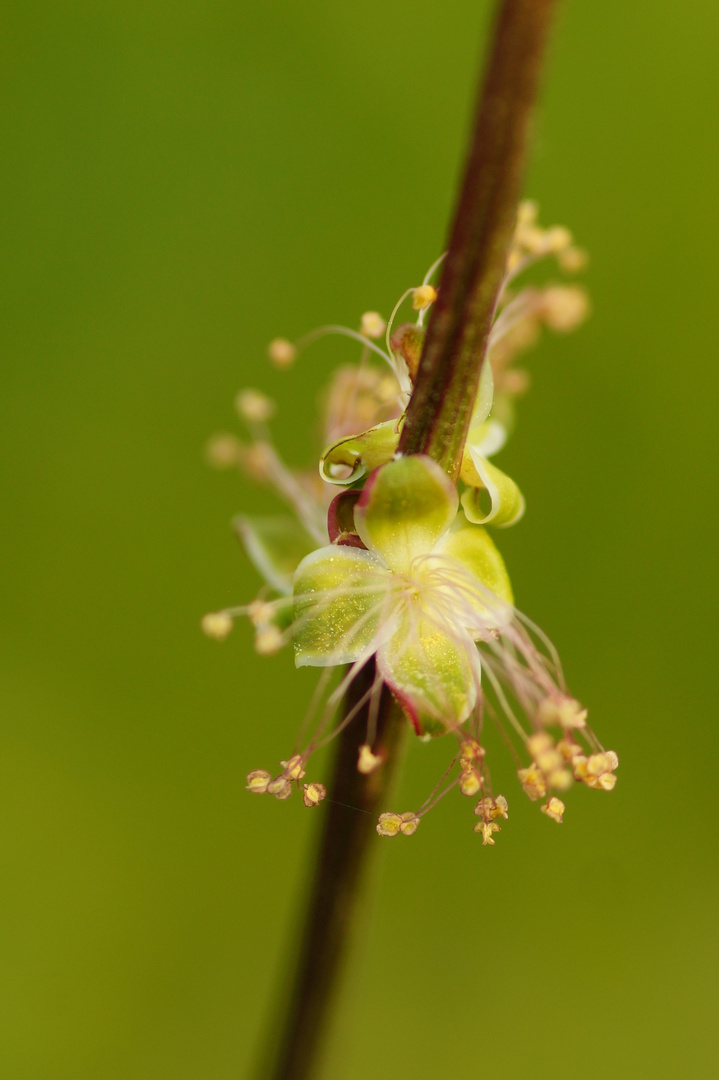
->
[260,2,559,1076]
[399,0,558,478]
[260,662,405,1080]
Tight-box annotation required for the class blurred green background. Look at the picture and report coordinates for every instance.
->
[2,1,718,1077]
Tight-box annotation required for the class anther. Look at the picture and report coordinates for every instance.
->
[201,612,234,640]
[236,389,275,424]
[268,338,296,368]
[541,797,566,823]
[302,782,327,807]
[246,769,271,794]
[360,311,386,339]
[412,284,437,311]
[357,744,383,774]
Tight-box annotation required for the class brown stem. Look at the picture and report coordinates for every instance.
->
[259,3,559,1076]
[260,663,404,1080]
[399,0,558,477]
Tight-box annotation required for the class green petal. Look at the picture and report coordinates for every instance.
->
[319,419,402,486]
[434,517,514,608]
[378,609,479,735]
[293,546,390,667]
[234,515,319,594]
[460,449,525,528]
[354,455,458,573]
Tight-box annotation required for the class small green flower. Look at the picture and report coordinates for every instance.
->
[293,454,512,734]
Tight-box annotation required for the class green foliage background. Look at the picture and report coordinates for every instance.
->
[2,2,718,1076]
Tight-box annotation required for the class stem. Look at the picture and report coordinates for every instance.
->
[260,3,558,1076]
[399,0,558,477]
[262,663,404,1080]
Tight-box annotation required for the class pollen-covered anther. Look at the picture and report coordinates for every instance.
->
[459,739,485,763]
[267,775,293,800]
[474,820,501,845]
[280,754,306,781]
[201,611,234,640]
[399,812,420,836]
[545,225,573,253]
[246,769,271,794]
[205,433,241,468]
[557,738,582,762]
[548,768,573,792]
[541,797,566,823]
[526,732,563,775]
[540,285,590,333]
[459,767,483,798]
[411,284,438,311]
[267,338,296,368]
[558,247,588,273]
[474,795,508,821]
[236,389,276,424]
[247,599,277,627]
[518,763,547,802]
[360,311,386,339]
[302,782,327,807]
[537,695,588,731]
[357,744,383,775]
[376,812,403,837]
[575,751,619,791]
[255,625,284,656]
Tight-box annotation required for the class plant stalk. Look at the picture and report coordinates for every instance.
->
[399,0,558,478]
[262,1,558,1076]
[262,662,404,1080]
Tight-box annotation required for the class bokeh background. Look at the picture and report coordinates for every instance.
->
[3,1,718,1077]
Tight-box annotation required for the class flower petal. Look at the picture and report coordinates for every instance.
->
[377,608,479,735]
[433,517,514,625]
[234,515,318,594]
[319,419,402,486]
[355,455,458,572]
[460,449,525,527]
[293,546,390,667]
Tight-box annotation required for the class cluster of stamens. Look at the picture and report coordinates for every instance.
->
[204,206,613,848]
[247,755,327,808]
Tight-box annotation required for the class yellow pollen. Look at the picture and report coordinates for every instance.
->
[459,768,482,797]
[475,796,508,821]
[518,763,547,802]
[360,311,386,339]
[377,812,403,837]
[474,820,501,845]
[280,755,306,781]
[357,744,383,774]
[302,782,327,807]
[399,812,420,836]
[267,775,292,800]
[268,338,296,368]
[246,769,271,794]
[541,797,566,823]
[412,284,438,311]
[236,388,275,424]
[255,625,284,656]
[205,433,241,469]
[201,611,234,640]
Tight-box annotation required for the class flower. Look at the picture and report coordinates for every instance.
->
[293,454,513,734]
[205,204,615,843]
